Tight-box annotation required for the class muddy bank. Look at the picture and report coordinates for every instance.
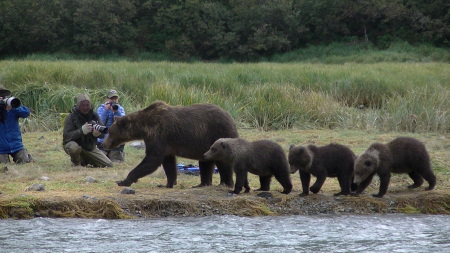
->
[1,187,449,219]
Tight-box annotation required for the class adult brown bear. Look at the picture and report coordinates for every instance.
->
[103,101,239,188]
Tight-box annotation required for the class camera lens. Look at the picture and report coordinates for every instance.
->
[5,97,21,108]
[112,104,119,110]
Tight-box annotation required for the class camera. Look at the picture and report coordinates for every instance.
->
[108,102,119,111]
[0,97,21,109]
[89,120,108,134]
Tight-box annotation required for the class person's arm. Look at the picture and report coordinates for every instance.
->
[92,113,106,139]
[97,104,108,122]
[114,105,125,117]
[62,113,84,143]
[11,106,30,118]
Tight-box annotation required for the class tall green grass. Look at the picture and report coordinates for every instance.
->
[271,42,450,63]
[0,59,448,133]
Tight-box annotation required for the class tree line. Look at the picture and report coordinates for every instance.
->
[0,0,448,61]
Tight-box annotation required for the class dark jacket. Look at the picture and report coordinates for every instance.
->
[63,107,105,151]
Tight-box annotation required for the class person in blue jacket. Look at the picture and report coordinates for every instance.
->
[0,86,32,164]
[97,89,126,162]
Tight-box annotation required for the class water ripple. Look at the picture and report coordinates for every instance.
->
[0,214,449,253]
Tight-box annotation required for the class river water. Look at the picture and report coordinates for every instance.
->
[1,214,449,253]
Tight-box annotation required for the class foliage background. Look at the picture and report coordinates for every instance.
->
[0,0,448,60]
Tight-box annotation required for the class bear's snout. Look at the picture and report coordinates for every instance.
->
[204,151,212,160]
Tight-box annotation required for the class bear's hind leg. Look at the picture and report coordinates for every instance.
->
[256,176,272,191]
[162,155,177,188]
[244,179,251,193]
[214,160,234,188]
[273,170,292,194]
[407,171,424,189]
[335,177,352,196]
[421,170,436,191]
[196,160,215,187]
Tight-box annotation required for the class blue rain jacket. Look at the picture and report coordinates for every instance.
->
[96,104,125,144]
[0,106,30,154]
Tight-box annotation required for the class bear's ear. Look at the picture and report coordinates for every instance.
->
[220,141,227,149]
[289,144,295,151]
[114,116,121,122]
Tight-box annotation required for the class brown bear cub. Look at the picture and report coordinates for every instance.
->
[288,143,357,196]
[204,138,293,195]
[103,101,239,188]
[354,136,436,198]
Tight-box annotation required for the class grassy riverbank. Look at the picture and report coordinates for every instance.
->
[0,129,449,219]
[0,45,449,218]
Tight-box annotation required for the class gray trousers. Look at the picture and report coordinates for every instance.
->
[64,141,113,168]
[98,143,125,163]
[0,149,32,164]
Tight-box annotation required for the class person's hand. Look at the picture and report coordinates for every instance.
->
[81,122,93,135]
[92,129,101,137]
[0,97,11,110]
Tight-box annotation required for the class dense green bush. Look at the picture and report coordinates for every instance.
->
[0,0,448,60]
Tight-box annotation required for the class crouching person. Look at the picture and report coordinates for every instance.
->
[63,94,112,168]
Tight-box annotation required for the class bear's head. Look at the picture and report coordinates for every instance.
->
[204,138,237,161]
[103,116,130,149]
[353,148,380,184]
[288,145,313,174]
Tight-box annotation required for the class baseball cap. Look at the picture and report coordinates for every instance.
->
[106,89,119,98]
[0,85,11,97]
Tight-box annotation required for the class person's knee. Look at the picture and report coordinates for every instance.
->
[109,150,124,163]
[65,141,81,155]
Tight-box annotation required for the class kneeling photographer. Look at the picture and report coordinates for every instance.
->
[63,93,112,168]
[97,90,126,163]
[0,86,32,164]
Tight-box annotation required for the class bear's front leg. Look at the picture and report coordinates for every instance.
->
[374,173,391,198]
[355,173,375,195]
[116,178,136,186]
[299,171,311,196]
[117,154,163,187]
[231,169,248,194]
[310,176,326,194]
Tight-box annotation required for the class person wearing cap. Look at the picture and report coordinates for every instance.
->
[63,93,113,167]
[0,86,32,164]
[96,89,126,162]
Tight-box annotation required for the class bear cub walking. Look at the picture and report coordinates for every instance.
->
[204,138,293,194]
[354,136,436,198]
[288,143,357,196]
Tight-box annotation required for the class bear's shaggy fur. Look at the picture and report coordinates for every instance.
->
[288,143,357,196]
[103,101,239,188]
[354,136,436,198]
[204,138,293,194]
